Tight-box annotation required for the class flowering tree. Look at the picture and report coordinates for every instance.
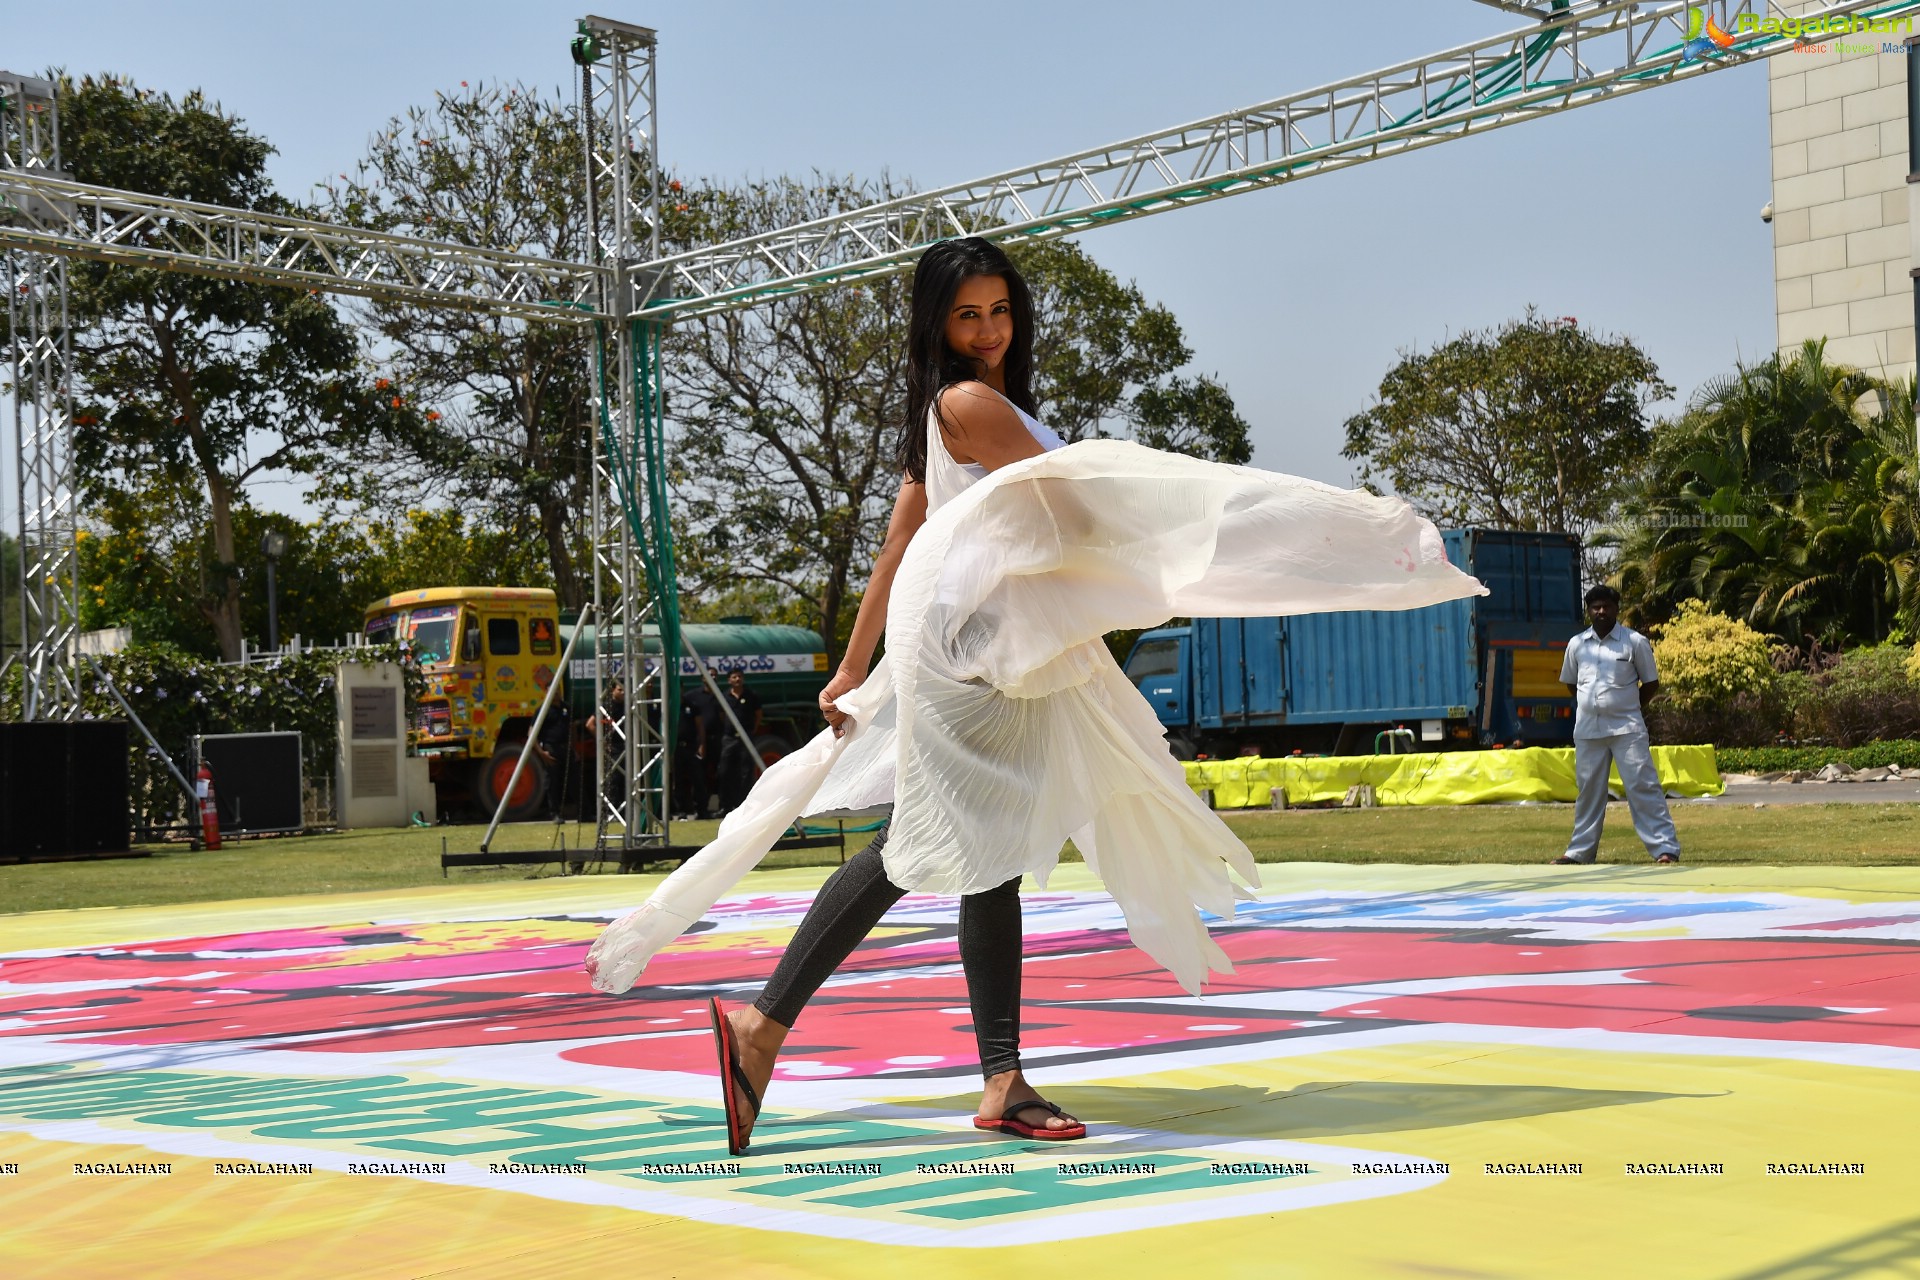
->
[323,82,593,609]
[45,75,427,660]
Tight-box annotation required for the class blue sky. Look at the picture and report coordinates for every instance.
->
[5,0,1780,520]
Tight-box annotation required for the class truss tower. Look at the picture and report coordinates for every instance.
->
[1,71,79,720]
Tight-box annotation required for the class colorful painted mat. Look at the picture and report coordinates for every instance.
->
[0,863,1915,1278]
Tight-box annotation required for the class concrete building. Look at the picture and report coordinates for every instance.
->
[1768,19,1916,378]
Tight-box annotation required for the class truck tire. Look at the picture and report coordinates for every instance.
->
[1166,735,1198,761]
[476,745,547,823]
[755,734,794,767]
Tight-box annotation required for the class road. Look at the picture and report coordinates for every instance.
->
[1686,780,1920,806]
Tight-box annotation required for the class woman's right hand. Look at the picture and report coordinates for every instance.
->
[819,666,865,737]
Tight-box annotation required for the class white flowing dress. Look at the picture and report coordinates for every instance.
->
[585,394,1488,995]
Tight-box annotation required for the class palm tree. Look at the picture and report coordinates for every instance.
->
[1613,343,1918,648]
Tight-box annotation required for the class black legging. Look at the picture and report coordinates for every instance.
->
[753,822,1024,1078]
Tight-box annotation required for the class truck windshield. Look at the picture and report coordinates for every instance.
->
[364,613,399,646]
[1125,639,1181,688]
[410,618,456,666]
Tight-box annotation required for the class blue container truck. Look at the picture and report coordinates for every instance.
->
[1121,529,1584,758]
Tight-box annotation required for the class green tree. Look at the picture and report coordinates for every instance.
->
[1022,241,1250,461]
[667,176,1252,661]
[323,86,1250,652]
[42,74,424,660]
[1342,310,1672,540]
[663,174,906,664]
[356,509,555,600]
[1612,342,1917,648]
[322,82,594,608]
[79,502,558,657]
[1130,375,1253,465]
[1,532,20,669]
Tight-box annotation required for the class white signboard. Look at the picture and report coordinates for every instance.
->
[335,661,411,828]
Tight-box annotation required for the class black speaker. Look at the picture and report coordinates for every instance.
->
[0,720,131,859]
[68,722,131,853]
[196,732,303,834]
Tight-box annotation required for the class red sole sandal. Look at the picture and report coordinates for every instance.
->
[974,1099,1086,1141]
[708,996,760,1156]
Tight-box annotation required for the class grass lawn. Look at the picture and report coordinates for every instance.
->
[3,800,1917,916]
[1222,800,1920,865]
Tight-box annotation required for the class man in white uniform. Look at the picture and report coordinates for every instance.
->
[1554,583,1680,865]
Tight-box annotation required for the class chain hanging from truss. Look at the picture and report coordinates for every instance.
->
[575,16,681,857]
[1,71,80,720]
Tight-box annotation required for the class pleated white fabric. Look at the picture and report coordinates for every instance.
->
[585,400,1487,996]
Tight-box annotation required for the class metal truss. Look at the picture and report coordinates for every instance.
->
[7,2,1914,335]
[576,16,679,856]
[629,0,1920,319]
[2,71,81,719]
[1470,0,1565,18]
[0,170,601,324]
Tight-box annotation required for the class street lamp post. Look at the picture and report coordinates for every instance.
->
[260,530,289,652]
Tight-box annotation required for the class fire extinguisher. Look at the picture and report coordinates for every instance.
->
[196,760,222,851]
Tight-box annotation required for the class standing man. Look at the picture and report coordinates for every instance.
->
[717,668,766,816]
[1555,584,1681,865]
[585,679,627,822]
[675,677,721,820]
[531,699,573,820]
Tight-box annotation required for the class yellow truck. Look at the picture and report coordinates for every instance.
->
[362,586,564,821]
[363,586,833,822]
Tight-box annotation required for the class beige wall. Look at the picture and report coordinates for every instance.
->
[1769,33,1915,377]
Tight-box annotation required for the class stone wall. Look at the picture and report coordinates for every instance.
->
[1768,31,1915,376]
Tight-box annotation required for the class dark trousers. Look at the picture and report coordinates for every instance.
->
[718,739,755,813]
[673,742,710,817]
[753,823,1024,1078]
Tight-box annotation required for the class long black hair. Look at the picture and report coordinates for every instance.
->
[896,237,1037,483]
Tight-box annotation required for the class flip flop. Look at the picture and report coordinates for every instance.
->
[974,1099,1086,1141]
[708,996,760,1156]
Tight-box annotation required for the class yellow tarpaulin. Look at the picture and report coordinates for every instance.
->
[1184,744,1723,809]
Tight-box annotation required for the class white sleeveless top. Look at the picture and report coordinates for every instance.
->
[924,386,1065,513]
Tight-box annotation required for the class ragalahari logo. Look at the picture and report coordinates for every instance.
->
[1683,6,1736,61]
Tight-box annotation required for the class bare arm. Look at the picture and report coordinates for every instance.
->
[819,476,929,734]
[817,386,1049,735]
[943,382,1100,538]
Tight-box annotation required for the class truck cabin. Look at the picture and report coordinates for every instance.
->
[361,588,563,763]
[364,602,459,667]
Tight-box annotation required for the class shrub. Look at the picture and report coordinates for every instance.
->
[1,641,419,836]
[1649,601,1776,709]
[1808,643,1920,747]
[1644,602,1783,747]
[1772,667,1821,738]
[1715,739,1920,773]
[1646,693,1779,749]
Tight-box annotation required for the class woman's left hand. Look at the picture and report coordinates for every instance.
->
[819,666,865,737]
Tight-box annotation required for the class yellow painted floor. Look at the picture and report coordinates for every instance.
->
[0,863,1915,1279]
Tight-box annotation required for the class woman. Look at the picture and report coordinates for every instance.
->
[586,237,1486,1156]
